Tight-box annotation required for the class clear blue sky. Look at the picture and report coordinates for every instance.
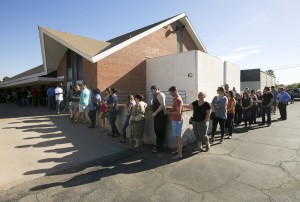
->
[1,0,300,85]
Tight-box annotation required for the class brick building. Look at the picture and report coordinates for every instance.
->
[0,13,207,93]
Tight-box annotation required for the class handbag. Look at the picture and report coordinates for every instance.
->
[209,112,215,120]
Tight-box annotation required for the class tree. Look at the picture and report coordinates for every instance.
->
[265,69,275,77]
[2,76,10,81]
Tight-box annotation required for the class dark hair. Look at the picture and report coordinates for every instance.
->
[168,86,177,92]
[264,87,270,91]
[111,87,118,93]
[250,90,255,94]
[150,85,158,90]
[217,86,225,93]
[134,94,144,101]
[228,90,234,98]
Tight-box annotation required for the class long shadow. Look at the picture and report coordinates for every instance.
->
[29,145,201,191]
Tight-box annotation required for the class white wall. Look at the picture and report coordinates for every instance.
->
[146,51,197,104]
[260,71,276,90]
[224,61,240,93]
[146,50,235,104]
[196,51,223,103]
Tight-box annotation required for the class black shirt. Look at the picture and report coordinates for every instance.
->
[192,101,211,122]
[262,92,273,106]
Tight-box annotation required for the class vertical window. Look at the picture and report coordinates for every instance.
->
[66,49,83,81]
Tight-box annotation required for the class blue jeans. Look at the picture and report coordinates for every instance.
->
[56,100,63,113]
[108,111,119,135]
[122,115,130,140]
[225,113,234,135]
[243,109,252,127]
[261,105,271,125]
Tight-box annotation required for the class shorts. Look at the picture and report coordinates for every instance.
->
[172,120,183,137]
[79,104,87,112]
[69,102,79,111]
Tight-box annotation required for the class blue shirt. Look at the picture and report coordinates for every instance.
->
[47,87,55,96]
[277,91,291,103]
[80,88,90,106]
[211,96,228,120]
[107,95,119,112]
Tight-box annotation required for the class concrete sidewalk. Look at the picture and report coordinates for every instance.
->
[0,104,136,190]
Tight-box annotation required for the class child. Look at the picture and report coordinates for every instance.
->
[99,99,107,131]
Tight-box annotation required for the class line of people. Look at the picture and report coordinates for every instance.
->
[52,83,292,161]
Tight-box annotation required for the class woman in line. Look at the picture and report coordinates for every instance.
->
[129,94,147,148]
[119,95,136,144]
[189,92,211,151]
[225,91,236,139]
[250,90,258,124]
[234,93,242,126]
[211,86,228,144]
[241,91,253,128]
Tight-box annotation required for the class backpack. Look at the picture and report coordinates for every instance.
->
[92,97,100,109]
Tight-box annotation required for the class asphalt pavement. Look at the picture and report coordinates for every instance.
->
[0,102,300,202]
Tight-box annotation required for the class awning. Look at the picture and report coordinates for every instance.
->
[0,77,64,89]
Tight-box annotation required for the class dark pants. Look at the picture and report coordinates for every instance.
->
[250,105,257,124]
[122,115,130,140]
[108,111,119,135]
[225,113,234,135]
[243,109,252,127]
[261,105,271,125]
[48,96,55,110]
[211,117,226,138]
[234,109,242,124]
[154,113,167,151]
[32,96,38,107]
[278,102,287,120]
[88,110,96,127]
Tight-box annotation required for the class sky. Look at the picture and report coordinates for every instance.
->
[0,0,300,85]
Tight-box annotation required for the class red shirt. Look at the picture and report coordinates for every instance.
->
[171,95,183,121]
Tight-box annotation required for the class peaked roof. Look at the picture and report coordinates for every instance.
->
[41,27,111,58]
[39,13,207,69]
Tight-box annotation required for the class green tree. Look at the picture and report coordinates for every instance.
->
[2,76,10,81]
[265,69,275,77]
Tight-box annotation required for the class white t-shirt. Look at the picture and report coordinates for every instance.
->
[55,87,63,101]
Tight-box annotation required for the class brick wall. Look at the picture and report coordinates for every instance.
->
[96,22,198,92]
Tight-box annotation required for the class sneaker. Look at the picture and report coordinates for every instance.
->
[219,138,224,144]
[267,124,271,127]
[258,123,265,126]
[152,148,158,153]
[119,140,126,144]
[172,155,183,160]
[228,135,232,139]
[210,137,215,144]
[205,143,210,152]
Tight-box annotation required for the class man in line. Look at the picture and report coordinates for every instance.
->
[75,84,90,124]
[151,85,167,153]
[55,83,64,115]
[47,85,55,111]
[259,87,273,127]
[277,88,291,120]
[69,84,81,120]
[165,86,183,160]
[271,86,278,115]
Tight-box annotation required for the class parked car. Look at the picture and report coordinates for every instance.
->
[287,88,300,99]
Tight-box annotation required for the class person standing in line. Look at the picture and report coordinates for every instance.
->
[259,87,273,127]
[271,86,278,115]
[225,91,236,138]
[232,87,237,97]
[31,87,39,107]
[234,93,242,126]
[129,94,147,148]
[165,86,183,159]
[75,84,90,123]
[241,91,253,128]
[47,85,55,111]
[250,90,258,124]
[210,86,228,144]
[98,91,108,132]
[69,84,81,120]
[256,90,263,117]
[119,95,136,144]
[54,83,64,115]
[150,85,167,153]
[106,87,120,137]
[88,89,101,128]
[224,84,230,95]
[189,91,211,152]
[277,88,291,120]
